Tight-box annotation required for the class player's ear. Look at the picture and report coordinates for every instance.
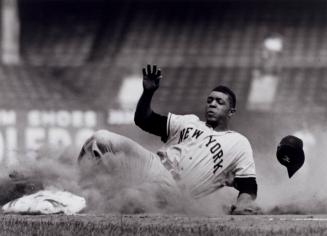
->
[228,108,236,118]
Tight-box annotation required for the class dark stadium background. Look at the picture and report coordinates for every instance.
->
[0,0,326,210]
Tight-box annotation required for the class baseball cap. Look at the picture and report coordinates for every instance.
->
[276,135,305,178]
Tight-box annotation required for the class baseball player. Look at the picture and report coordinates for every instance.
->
[78,65,260,215]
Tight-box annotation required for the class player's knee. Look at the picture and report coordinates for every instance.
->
[78,130,114,163]
[93,129,112,142]
[81,129,131,160]
[92,129,114,153]
[93,130,126,148]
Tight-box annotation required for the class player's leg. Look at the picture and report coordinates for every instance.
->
[78,129,153,163]
[78,129,182,212]
[78,129,175,184]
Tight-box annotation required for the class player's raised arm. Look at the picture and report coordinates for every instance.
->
[134,64,168,141]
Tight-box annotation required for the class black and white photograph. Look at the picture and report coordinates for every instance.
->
[0,0,326,235]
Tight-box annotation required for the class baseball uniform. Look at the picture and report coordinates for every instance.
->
[157,113,256,199]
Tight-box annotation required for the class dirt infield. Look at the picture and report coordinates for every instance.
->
[1,214,327,235]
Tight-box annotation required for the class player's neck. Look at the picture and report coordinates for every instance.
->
[215,124,229,132]
[206,121,229,131]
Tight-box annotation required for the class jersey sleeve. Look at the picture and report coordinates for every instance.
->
[233,136,256,178]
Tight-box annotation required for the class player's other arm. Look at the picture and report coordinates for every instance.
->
[134,64,168,141]
[231,177,260,214]
[230,138,261,215]
[234,177,257,200]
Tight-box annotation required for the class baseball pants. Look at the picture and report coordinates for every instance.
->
[78,129,177,188]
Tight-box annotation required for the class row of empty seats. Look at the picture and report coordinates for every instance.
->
[0,0,325,117]
[274,68,327,113]
[15,0,327,68]
[0,66,89,109]
[20,1,114,66]
[1,65,326,115]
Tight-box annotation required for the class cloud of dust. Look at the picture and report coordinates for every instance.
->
[1,145,235,216]
[9,116,327,216]
[77,151,237,216]
[4,121,327,216]
[254,113,327,214]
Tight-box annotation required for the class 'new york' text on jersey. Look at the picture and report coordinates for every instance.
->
[157,113,256,199]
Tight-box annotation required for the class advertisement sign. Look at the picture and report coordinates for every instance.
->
[0,110,100,164]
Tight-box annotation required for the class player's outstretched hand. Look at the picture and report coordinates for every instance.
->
[142,64,162,92]
[230,203,262,215]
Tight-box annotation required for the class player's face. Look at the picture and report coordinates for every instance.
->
[205,91,235,127]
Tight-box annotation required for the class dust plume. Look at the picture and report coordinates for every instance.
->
[254,113,327,214]
[76,151,234,216]
[0,145,234,216]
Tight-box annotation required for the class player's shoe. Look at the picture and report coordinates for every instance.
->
[78,138,106,163]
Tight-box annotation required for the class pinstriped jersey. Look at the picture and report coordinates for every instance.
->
[157,113,256,199]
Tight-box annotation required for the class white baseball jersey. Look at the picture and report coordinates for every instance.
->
[157,113,256,199]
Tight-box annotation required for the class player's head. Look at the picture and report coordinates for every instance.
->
[212,85,236,109]
[205,85,236,129]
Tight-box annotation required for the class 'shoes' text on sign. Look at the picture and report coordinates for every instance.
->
[0,110,98,163]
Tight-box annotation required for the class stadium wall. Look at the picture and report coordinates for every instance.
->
[0,0,325,163]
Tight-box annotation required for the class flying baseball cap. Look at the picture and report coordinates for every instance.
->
[276,135,305,178]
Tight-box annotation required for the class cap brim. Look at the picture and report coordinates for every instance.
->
[286,149,305,178]
[287,166,299,178]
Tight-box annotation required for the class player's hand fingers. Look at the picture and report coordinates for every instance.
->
[147,64,151,75]
[142,67,146,77]
[152,65,157,75]
[230,205,262,215]
[156,69,162,77]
